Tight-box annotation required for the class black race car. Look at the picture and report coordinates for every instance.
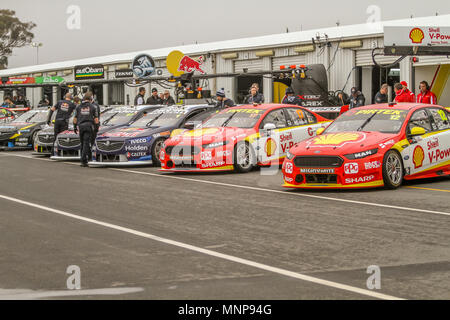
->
[0,109,50,150]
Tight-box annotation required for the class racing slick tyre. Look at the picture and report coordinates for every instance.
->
[233,141,256,173]
[151,137,166,167]
[382,150,404,189]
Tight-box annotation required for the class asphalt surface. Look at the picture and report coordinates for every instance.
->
[0,150,449,300]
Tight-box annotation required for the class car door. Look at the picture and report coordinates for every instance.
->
[257,108,291,163]
[402,107,450,176]
[285,107,323,146]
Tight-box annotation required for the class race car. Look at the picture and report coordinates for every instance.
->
[282,103,450,189]
[0,109,50,150]
[89,104,218,167]
[50,105,159,160]
[160,104,331,172]
[0,107,16,123]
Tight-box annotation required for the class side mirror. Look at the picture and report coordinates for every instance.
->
[184,121,195,130]
[263,123,276,130]
[316,127,325,135]
[410,127,426,136]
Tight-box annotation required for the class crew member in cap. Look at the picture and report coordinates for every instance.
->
[394,82,415,103]
[215,88,235,108]
[134,87,146,105]
[397,81,415,102]
[349,87,365,109]
[281,87,303,106]
[246,84,264,105]
[146,88,162,105]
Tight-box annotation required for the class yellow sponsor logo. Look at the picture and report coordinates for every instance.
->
[312,132,361,146]
[226,109,262,114]
[183,128,220,137]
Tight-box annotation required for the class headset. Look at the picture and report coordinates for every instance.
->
[420,81,430,91]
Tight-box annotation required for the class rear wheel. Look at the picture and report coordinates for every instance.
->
[151,138,166,167]
[382,150,404,189]
[233,141,255,173]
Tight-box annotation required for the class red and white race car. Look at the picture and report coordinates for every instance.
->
[282,103,450,189]
[160,104,331,172]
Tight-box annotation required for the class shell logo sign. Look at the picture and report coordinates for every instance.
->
[413,145,425,169]
[409,28,425,44]
[311,132,363,147]
[265,138,277,157]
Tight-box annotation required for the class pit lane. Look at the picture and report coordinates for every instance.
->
[0,151,449,300]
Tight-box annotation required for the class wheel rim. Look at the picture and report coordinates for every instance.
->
[386,153,402,185]
[154,140,164,158]
[236,144,252,169]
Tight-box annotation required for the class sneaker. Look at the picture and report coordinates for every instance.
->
[80,163,88,167]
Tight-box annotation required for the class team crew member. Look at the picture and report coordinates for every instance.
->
[73,94,99,167]
[374,84,389,104]
[394,83,415,103]
[89,94,101,146]
[162,90,175,106]
[417,81,437,104]
[1,96,15,108]
[47,93,76,137]
[134,87,146,105]
[146,88,162,105]
[281,87,303,105]
[246,84,264,105]
[215,88,235,108]
[349,87,365,109]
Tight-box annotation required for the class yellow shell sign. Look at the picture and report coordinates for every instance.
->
[413,146,424,169]
[312,133,361,146]
[265,138,277,157]
[409,28,425,44]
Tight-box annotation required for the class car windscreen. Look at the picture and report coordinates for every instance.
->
[102,111,139,126]
[130,109,187,128]
[12,111,48,123]
[202,108,263,128]
[325,109,408,134]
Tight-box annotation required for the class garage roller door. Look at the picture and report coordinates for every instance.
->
[272,55,306,70]
[234,59,263,73]
[356,49,399,66]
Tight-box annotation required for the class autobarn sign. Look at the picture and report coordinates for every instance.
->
[384,26,450,47]
[74,64,105,80]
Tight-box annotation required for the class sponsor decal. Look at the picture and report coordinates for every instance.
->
[171,155,194,161]
[428,147,450,164]
[344,163,359,174]
[379,139,395,149]
[127,152,147,158]
[347,148,378,160]
[166,50,205,77]
[225,109,262,114]
[309,132,365,147]
[114,69,133,79]
[74,64,104,80]
[132,54,155,78]
[80,106,90,115]
[427,137,439,150]
[201,161,225,169]
[355,109,405,116]
[216,150,231,157]
[159,150,165,161]
[285,162,293,174]
[284,176,294,183]
[5,77,35,85]
[413,145,425,169]
[201,151,212,161]
[345,175,375,184]
[300,168,335,174]
[125,145,147,152]
[364,161,381,170]
[183,128,220,137]
[129,138,148,144]
[35,76,64,84]
[280,132,293,143]
[307,127,314,136]
[409,28,425,44]
[265,138,277,157]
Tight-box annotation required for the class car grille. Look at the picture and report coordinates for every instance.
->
[305,174,338,184]
[57,137,80,148]
[96,140,125,152]
[37,134,55,144]
[166,145,200,156]
[0,132,14,140]
[293,156,343,168]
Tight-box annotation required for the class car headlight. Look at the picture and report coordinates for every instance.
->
[286,150,294,160]
[202,141,228,149]
[344,148,378,160]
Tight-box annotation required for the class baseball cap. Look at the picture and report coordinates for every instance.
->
[152,88,158,93]
[400,81,408,87]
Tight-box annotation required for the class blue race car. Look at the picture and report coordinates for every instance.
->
[50,105,161,161]
[89,104,218,167]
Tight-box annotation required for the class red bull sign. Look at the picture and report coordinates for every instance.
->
[166,50,205,77]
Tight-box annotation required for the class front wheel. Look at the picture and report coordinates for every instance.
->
[233,141,255,173]
[382,150,404,189]
[151,138,166,167]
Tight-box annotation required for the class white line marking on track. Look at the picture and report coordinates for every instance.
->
[2,152,450,217]
[0,193,403,300]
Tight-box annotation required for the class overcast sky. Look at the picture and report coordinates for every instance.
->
[3,0,450,69]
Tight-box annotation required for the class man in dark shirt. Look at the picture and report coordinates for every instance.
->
[47,93,76,137]
[146,88,162,105]
[349,87,365,109]
[374,84,389,104]
[73,93,99,167]
[134,87,146,105]
[281,87,303,105]
[162,90,176,106]
[215,88,235,108]
[246,85,264,105]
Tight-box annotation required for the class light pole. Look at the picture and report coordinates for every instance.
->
[31,42,43,64]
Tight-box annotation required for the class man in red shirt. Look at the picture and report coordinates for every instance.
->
[394,82,416,103]
[417,81,437,104]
